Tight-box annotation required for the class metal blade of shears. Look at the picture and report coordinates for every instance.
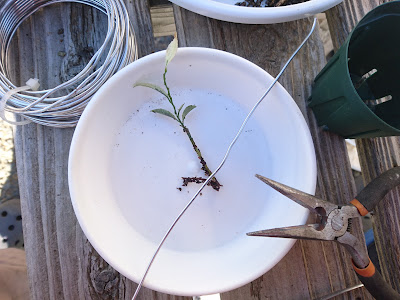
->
[247,224,332,241]
[255,174,338,215]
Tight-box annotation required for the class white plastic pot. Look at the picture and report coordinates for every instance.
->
[69,48,316,296]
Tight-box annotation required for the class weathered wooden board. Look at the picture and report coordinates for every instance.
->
[151,5,176,37]
[326,0,400,293]
[173,6,372,300]
[9,1,188,299]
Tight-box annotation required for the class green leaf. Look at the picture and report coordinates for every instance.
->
[182,105,196,122]
[177,103,185,117]
[134,82,169,100]
[151,108,177,121]
[165,33,178,67]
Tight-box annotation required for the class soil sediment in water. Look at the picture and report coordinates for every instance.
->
[235,0,309,7]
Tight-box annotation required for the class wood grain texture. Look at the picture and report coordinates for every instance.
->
[326,0,400,293]
[9,1,188,299]
[125,0,155,58]
[173,6,372,300]
[151,5,176,37]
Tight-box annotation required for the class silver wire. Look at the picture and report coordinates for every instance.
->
[0,0,137,127]
[316,284,364,300]
[131,17,318,299]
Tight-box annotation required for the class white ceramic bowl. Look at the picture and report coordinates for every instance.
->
[170,0,343,24]
[69,48,316,296]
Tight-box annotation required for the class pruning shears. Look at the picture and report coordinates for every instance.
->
[247,167,400,300]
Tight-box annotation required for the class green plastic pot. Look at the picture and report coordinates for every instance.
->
[309,1,400,138]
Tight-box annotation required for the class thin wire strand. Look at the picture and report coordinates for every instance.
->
[316,284,364,300]
[0,0,137,127]
[131,17,318,299]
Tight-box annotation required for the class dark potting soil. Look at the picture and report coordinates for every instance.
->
[235,0,309,7]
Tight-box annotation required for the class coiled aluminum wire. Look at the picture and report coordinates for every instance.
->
[0,0,137,127]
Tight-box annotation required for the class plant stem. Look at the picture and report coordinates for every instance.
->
[181,126,222,191]
[163,68,222,191]
[164,68,178,115]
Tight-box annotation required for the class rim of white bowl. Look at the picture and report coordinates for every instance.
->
[170,0,343,24]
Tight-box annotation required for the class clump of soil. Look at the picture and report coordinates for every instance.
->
[235,0,309,7]
[182,177,222,191]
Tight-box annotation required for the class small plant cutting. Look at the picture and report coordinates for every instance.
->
[133,35,222,191]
